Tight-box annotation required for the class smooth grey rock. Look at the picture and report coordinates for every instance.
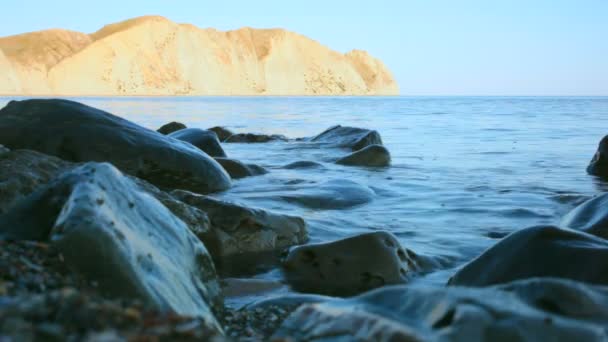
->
[0,99,230,193]
[0,163,222,330]
[224,133,288,143]
[274,278,608,342]
[282,231,423,296]
[172,190,308,258]
[336,144,391,167]
[157,121,187,135]
[214,158,267,179]
[449,225,608,287]
[587,135,608,178]
[169,128,227,158]
[283,161,325,169]
[311,125,383,151]
[276,179,375,209]
[562,192,608,239]
[208,126,234,142]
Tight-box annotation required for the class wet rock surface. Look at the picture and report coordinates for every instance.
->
[587,135,608,178]
[0,99,231,193]
[311,125,383,151]
[336,144,391,167]
[209,126,235,142]
[562,192,608,239]
[282,160,325,169]
[157,121,187,135]
[449,225,608,287]
[273,179,375,209]
[274,278,608,342]
[282,231,424,296]
[215,157,268,179]
[170,128,227,158]
[225,132,288,143]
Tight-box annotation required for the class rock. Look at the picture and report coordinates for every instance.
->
[273,278,608,341]
[172,190,308,258]
[224,133,288,143]
[276,179,375,209]
[282,231,423,296]
[157,121,186,135]
[311,125,383,151]
[169,128,227,157]
[0,99,231,193]
[214,158,267,179]
[0,144,8,154]
[0,163,223,330]
[336,144,391,167]
[449,225,608,287]
[208,126,234,142]
[0,149,71,214]
[562,193,608,239]
[587,135,608,178]
[282,161,325,169]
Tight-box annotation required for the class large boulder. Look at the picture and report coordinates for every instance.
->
[0,99,231,193]
[275,179,375,210]
[274,278,608,341]
[169,128,227,158]
[172,190,308,258]
[587,135,608,178]
[311,125,383,151]
[282,231,424,296]
[449,225,608,287]
[208,126,234,142]
[157,121,187,135]
[0,163,223,330]
[224,133,288,143]
[214,157,267,179]
[336,144,391,167]
[562,192,608,239]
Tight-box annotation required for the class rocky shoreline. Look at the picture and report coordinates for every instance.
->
[1,98,608,341]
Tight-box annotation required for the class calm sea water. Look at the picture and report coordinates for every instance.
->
[2,96,608,291]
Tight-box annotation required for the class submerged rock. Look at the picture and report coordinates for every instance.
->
[282,231,423,296]
[587,135,608,178]
[562,192,608,239]
[208,126,234,142]
[274,278,608,341]
[172,190,308,258]
[336,144,391,167]
[276,179,375,209]
[169,128,227,157]
[449,225,608,287]
[225,133,288,143]
[311,125,383,151]
[157,121,187,135]
[0,163,222,330]
[214,157,267,179]
[282,161,325,169]
[0,99,231,193]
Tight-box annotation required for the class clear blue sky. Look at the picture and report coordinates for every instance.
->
[1,0,606,95]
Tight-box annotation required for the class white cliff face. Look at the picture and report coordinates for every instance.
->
[0,16,399,96]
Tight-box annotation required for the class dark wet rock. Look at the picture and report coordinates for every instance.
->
[208,126,234,142]
[224,133,288,143]
[282,231,424,296]
[276,179,375,209]
[449,225,608,287]
[587,135,608,178]
[214,157,267,179]
[172,190,308,258]
[0,144,8,154]
[311,125,383,151]
[169,128,227,158]
[157,121,187,135]
[0,99,231,193]
[221,304,293,340]
[336,144,391,167]
[283,161,325,169]
[562,193,608,239]
[274,278,608,341]
[0,163,222,330]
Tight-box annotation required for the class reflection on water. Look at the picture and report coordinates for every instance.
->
[2,96,607,289]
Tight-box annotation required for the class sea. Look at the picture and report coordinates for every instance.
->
[2,96,607,304]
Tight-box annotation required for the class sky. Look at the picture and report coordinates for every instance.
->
[1,0,606,96]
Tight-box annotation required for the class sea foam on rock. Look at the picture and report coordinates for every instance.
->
[273,278,608,341]
[449,225,608,287]
[282,231,424,296]
[587,135,608,178]
[0,162,223,330]
[562,192,608,239]
[0,99,231,193]
[169,128,227,158]
[336,144,391,167]
[311,125,383,151]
